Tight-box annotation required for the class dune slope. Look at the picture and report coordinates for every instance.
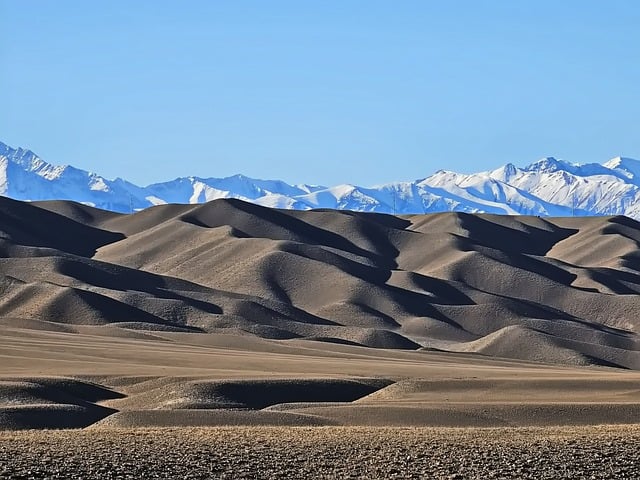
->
[2,197,640,368]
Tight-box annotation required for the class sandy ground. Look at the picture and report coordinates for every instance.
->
[4,318,639,478]
[4,201,640,475]
[2,426,640,479]
[2,328,640,430]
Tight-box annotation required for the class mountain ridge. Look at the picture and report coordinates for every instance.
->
[2,140,640,218]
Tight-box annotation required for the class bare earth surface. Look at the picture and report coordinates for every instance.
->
[4,324,640,478]
[3,328,640,429]
[2,426,640,479]
[3,200,640,476]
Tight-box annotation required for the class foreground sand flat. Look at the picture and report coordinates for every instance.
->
[1,426,639,479]
[2,328,640,430]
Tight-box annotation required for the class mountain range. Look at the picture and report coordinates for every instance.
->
[2,140,640,218]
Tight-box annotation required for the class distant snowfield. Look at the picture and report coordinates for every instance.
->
[2,140,640,218]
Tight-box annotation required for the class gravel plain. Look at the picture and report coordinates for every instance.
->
[1,425,639,479]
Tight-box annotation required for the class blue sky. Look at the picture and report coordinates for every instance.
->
[2,1,639,186]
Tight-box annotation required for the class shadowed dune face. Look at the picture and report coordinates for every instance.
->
[0,197,124,257]
[3,197,640,368]
[0,375,394,429]
[0,378,123,430]
[108,378,393,411]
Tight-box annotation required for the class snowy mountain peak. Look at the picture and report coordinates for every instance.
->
[603,156,640,180]
[3,139,640,219]
[523,157,570,173]
[0,145,46,172]
[489,163,519,182]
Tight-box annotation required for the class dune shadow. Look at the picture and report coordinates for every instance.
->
[0,196,125,257]
[0,377,125,430]
[181,198,403,270]
[458,213,578,256]
[156,378,393,410]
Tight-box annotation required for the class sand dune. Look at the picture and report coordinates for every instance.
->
[0,197,640,367]
[106,377,391,410]
[5,198,640,428]
[0,377,122,429]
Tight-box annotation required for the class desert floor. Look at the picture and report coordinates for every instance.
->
[3,326,640,428]
[3,190,640,478]
[2,327,640,478]
[2,426,640,479]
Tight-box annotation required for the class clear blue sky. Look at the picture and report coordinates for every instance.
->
[2,1,639,186]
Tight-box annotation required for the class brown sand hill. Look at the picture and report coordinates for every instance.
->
[0,198,640,369]
[7,197,638,367]
[2,197,640,430]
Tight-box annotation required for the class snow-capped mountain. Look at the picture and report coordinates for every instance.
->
[2,140,640,219]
